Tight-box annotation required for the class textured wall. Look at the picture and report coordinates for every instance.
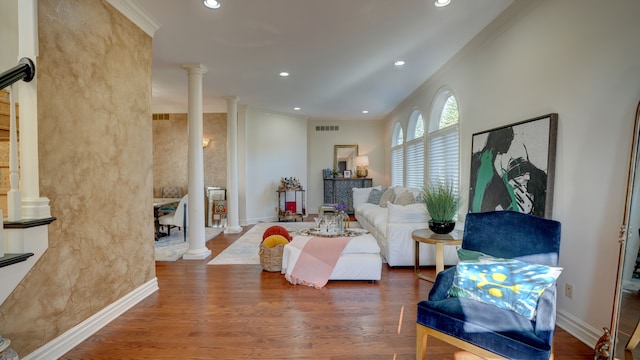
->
[0,0,154,355]
[152,113,227,197]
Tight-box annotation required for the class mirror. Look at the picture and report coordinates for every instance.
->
[334,145,358,176]
[606,101,640,360]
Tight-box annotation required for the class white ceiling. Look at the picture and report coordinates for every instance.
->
[133,0,513,121]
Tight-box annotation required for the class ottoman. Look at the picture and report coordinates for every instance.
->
[281,233,382,282]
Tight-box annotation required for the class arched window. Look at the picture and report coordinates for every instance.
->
[427,89,460,195]
[391,122,404,187]
[406,109,425,189]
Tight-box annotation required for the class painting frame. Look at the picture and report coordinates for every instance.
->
[344,170,351,178]
[469,113,558,219]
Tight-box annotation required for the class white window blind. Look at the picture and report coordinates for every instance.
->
[391,147,404,187]
[406,139,424,189]
[427,125,459,195]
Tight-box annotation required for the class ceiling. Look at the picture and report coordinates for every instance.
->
[133,0,513,121]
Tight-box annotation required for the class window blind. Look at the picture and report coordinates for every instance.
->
[427,125,459,195]
[406,138,424,189]
[391,146,404,187]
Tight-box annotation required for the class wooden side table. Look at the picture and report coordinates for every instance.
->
[411,228,463,282]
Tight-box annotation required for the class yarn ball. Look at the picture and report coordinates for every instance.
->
[262,225,292,241]
[262,234,289,248]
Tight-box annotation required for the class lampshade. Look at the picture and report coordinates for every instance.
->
[355,156,369,167]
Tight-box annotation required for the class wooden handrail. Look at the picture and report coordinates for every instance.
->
[0,57,35,91]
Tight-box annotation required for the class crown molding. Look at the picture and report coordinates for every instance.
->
[106,0,160,37]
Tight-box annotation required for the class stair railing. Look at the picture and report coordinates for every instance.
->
[0,57,35,91]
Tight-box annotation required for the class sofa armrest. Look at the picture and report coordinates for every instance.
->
[428,266,456,301]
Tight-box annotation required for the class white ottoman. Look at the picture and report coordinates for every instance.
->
[281,233,382,281]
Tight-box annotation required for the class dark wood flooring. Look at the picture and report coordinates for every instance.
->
[62,222,596,359]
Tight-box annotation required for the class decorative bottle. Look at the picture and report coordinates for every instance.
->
[337,210,348,234]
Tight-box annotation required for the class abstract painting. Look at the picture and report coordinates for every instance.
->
[469,114,558,218]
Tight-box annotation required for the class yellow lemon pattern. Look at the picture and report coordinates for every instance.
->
[448,249,562,320]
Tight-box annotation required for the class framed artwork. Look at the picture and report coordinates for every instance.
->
[469,113,558,218]
[344,170,351,178]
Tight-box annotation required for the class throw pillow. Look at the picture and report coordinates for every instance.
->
[394,191,415,205]
[262,225,292,241]
[262,234,289,248]
[367,188,383,204]
[448,249,563,320]
[353,186,382,207]
[379,188,396,208]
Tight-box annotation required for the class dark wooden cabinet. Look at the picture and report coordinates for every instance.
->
[323,178,372,214]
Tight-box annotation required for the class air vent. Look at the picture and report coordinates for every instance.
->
[315,125,339,132]
[152,113,170,120]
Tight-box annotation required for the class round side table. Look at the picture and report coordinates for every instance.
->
[411,228,463,282]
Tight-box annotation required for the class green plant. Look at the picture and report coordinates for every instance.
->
[421,181,462,223]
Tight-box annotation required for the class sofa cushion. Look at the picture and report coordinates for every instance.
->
[367,188,383,204]
[353,186,382,207]
[394,190,415,205]
[379,188,396,208]
[387,202,428,223]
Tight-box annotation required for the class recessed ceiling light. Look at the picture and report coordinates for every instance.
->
[434,0,450,7]
[394,60,406,67]
[203,0,221,9]
[362,110,369,114]
[279,72,290,77]
[294,107,301,111]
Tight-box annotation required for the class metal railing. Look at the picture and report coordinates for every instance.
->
[0,57,35,91]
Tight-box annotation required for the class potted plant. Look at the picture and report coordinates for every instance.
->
[421,181,462,234]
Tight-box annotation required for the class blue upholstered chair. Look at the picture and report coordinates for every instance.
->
[416,211,561,360]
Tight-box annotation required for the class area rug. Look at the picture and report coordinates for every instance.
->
[155,227,224,262]
[207,221,359,265]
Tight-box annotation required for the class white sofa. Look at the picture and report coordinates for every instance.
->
[352,186,459,267]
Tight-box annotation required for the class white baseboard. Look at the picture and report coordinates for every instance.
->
[23,278,159,360]
[556,308,600,351]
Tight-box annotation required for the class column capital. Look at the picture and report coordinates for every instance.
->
[181,63,208,74]
[224,96,239,103]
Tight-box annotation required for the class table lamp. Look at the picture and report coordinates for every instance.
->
[355,155,369,178]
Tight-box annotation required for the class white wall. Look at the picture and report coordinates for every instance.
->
[242,108,308,224]
[0,0,18,71]
[384,0,640,345]
[307,119,385,213]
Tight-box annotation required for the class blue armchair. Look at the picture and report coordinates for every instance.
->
[416,211,561,360]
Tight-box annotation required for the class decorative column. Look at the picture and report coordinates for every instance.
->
[181,64,211,260]
[18,0,51,220]
[225,96,242,233]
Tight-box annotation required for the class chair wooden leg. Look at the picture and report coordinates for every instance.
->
[626,318,640,352]
[416,324,428,360]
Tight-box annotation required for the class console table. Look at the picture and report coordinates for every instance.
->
[323,178,372,214]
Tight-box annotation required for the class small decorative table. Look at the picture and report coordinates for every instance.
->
[411,228,463,282]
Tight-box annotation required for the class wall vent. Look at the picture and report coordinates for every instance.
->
[315,125,339,132]
[152,113,170,120]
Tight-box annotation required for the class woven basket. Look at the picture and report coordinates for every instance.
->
[259,243,285,272]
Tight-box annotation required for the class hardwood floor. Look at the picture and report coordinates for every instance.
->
[63,222,595,359]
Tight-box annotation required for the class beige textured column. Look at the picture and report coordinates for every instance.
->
[224,96,242,233]
[182,64,211,260]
